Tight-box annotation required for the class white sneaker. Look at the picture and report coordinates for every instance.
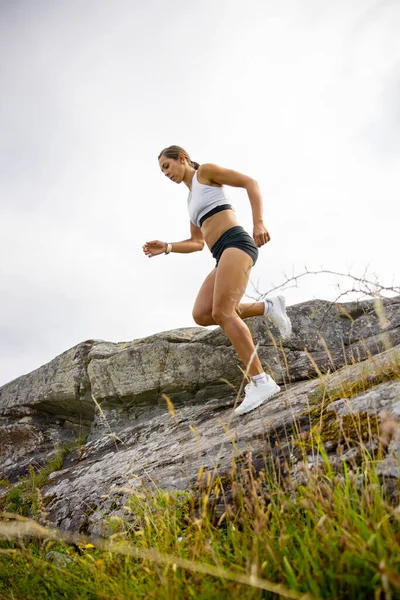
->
[266,296,292,340]
[235,376,280,415]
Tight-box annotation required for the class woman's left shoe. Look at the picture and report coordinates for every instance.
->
[266,296,292,340]
[235,376,280,415]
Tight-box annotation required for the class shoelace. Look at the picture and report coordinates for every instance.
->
[244,381,256,393]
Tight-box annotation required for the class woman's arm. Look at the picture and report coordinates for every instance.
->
[199,163,270,247]
[142,222,205,258]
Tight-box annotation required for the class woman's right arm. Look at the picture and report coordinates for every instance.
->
[142,222,205,258]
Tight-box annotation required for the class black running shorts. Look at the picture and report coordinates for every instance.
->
[210,226,259,267]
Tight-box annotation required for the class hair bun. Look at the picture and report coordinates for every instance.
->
[158,146,199,170]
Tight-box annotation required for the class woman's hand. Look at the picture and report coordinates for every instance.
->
[253,222,270,247]
[142,240,167,258]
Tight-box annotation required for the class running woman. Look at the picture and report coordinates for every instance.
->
[142,145,292,415]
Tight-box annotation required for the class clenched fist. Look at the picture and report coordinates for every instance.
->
[253,222,270,248]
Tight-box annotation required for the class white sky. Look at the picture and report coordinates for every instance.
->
[1,0,399,386]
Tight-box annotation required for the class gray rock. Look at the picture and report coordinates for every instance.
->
[0,295,399,532]
[326,381,400,416]
[378,439,400,479]
[45,551,73,568]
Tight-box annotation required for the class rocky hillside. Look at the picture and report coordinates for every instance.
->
[1,296,399,534]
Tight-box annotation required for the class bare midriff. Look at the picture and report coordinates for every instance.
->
[201,209,240,250]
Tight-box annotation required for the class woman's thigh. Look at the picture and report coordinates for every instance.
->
[192,267,217,325]
[213,248,253,318]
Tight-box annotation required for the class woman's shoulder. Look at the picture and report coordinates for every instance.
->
[199,163,253,189]
[197,163,222,187]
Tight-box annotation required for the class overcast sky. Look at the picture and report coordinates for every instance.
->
[1,0,399,386]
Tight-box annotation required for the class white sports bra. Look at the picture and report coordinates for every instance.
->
[187,171,233,227]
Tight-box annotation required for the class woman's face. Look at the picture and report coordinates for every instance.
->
[158,154,186,184]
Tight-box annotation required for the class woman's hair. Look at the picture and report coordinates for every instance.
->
[158,145,200,170]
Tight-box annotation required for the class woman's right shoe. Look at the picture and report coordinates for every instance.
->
[266,295,292,340]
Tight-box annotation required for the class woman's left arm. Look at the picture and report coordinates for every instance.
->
[199,163,270,247]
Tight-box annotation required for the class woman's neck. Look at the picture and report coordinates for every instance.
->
[183,167,196,189]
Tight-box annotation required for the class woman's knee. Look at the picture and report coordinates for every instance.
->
[211,305,237,326]
[192,310,214,326]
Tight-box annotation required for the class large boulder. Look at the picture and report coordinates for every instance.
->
[0,295,399,533]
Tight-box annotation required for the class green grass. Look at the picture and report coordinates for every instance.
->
[1,436,88,518]
[0,449,399,600]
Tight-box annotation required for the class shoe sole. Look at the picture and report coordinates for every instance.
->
[235,385,281,415]
[276,295,292,340]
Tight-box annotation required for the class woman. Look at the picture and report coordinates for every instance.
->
[142,145,292,415]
